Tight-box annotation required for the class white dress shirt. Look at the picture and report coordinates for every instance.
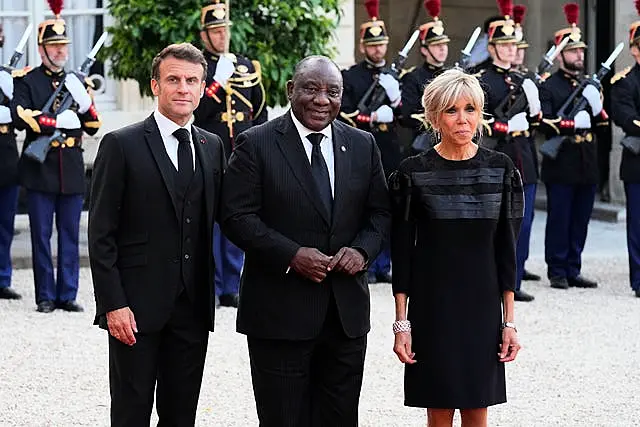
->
[153,109,196,171]
[290,111,335,197]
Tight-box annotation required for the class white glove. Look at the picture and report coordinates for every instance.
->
[378,73,401,103]
[64,73,92,114]
[581,84,603,116]
[56,110,81,129]
[574,110,592,129]
[521,78,541,117]
[507,112,530,133]
[213,55,235,86]
[0,70,13,100]
[373,104,394,123]
[0,105,11,124]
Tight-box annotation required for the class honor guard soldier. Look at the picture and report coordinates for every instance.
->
[512,5,529,73]
[400,0,449,151]
[477,0,541,301]
[340,0,400,284]
[538,3,608,290]
[610,2,640,298]
[0,29,22,300]
[11,1,102,313]
[194,0,266,308]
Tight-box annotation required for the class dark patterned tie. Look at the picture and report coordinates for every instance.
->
[307,133,333,218]
[173,128,193,187]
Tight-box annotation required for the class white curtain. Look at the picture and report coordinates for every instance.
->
[65,0,98,71]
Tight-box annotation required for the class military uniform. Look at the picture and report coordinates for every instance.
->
[478,9,540,299]
[10,15,101,311]
[339,1,398,282]
[194,0,266,303]
[0,67,20,298]
[610,17,640,297]
[538,6,608,287]
[400,1,449,152]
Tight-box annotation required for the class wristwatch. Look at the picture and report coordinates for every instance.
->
[502,322,517,332]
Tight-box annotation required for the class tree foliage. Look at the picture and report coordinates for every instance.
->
[101,0,342,107]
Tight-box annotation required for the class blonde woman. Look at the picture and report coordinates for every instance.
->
[389,69,523,427]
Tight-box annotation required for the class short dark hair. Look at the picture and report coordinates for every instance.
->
[151,43,207,81]
[292,55,341,83]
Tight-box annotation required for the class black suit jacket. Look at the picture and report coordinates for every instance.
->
[88,114,225,332]
[221,111,390,340]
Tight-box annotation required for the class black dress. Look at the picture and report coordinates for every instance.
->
[389,146,524,409]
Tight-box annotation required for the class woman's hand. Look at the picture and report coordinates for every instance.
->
[498,327,520,362]
[394,332,417,364]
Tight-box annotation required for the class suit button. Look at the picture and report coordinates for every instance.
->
[186,200,192,206]
[184,254,190,260]
[186,217,192,224]
[185,237,191,243]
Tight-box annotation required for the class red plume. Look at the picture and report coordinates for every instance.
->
[563,3,579,26]
[47,0,64,16]
[513,5,526,25]
[496,0,513,17]
[635,0,640,15]
[425,0,441,18]
[364,0,380,19]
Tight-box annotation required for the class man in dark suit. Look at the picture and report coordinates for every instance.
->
[88,43,225,426]
[221,55,390,426]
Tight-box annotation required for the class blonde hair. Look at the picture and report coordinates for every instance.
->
[421,68,484,138]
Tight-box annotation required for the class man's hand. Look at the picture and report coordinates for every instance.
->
[290,247,332,283]
[378,73,401,103]
[106,307,138,346]
[326,247,365,275]
[64,73,92,114]
[0,105,11,124]
[55,109,81,129]
[0,69,13,100]
[582,83,603,116]
[214,55,235,86]
[521,78,541,116]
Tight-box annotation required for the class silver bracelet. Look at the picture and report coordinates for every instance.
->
[392,320,411,334]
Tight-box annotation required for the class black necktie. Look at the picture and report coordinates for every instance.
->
[173,128,193,187]
[307,133,333,217]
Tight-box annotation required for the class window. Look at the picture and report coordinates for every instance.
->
[0,0,115,110]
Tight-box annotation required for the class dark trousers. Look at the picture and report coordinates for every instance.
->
[247,295,367,427]
[516,184,536,290]
[0,185,18,288]
[597,135,612,193]
[109,291,209,427]
[544,184,596,279]
[625,183,640,291]
[213,222,243,296]
[27,190,83,303]
[367,246,390,276]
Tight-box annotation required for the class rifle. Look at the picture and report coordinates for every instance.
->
[540,42,623,159]
[24,32,108,163]
[456,27,481,71]
[493,37,569,124]
[0,24,32,104]
[356,30,419,116]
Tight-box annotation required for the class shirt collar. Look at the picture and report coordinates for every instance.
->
[154,109,194,141]
[290,110,332,142]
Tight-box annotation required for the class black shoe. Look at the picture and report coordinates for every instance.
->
[36,300,56,313]
[367,273,377,284]
[0,287,22,300]
[550,277,569,289]
[57,300,84,312]
[514,289,535,302]
[522,270,541,281]
[219,293,239,308]
[635,289,640,298]
[567,275,598,288]
[376,272,392,283]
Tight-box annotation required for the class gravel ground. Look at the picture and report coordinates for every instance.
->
[1,215,639,426]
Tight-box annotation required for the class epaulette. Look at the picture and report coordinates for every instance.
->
[399,66,416,79]
[610,66,631,85]
[11,66,33,78]
[473,69,486,79]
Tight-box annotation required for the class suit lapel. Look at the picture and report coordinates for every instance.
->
[331,121,351,228]
[192,126,214,234]
[144,115,180,222]
[275,111,330,225]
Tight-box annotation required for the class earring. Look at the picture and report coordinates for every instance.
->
[433,129,442,144]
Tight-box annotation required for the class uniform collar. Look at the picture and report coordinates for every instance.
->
[561,70,580,84]
[491,63,511,74]
[364,58,386,71]
[424,62,443,72]
[40,64,65,78]
[204,50,222,61]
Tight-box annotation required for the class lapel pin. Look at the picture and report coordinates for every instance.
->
[200,137,206,144]
[340,145,346,152]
